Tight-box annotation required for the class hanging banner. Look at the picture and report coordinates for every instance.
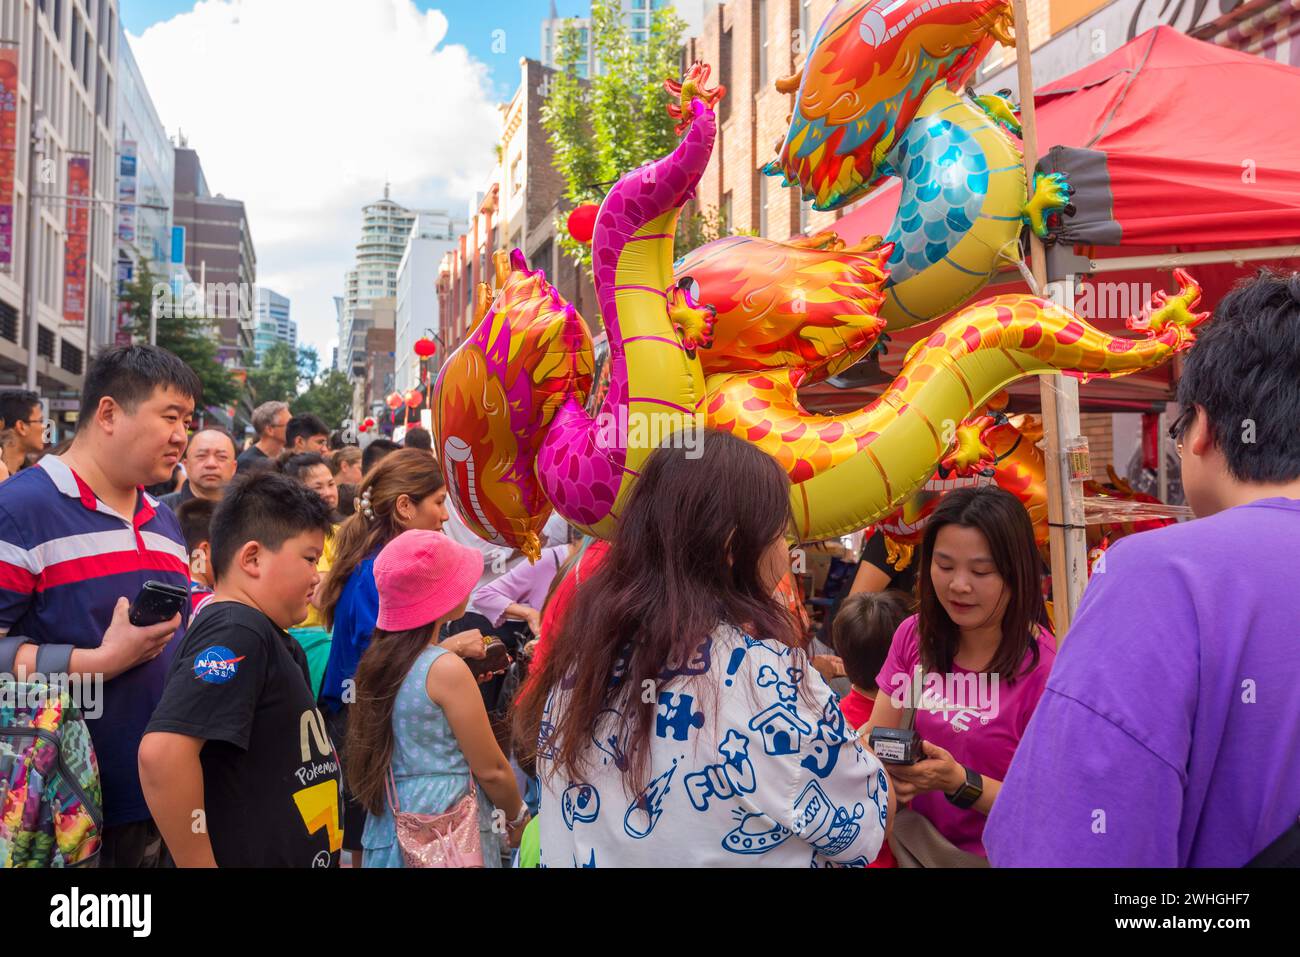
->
[115,260,134,346]
[63,155,91,323]
[0,47,19,267]
[116,141,137,244]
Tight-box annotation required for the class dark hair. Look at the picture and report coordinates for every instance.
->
[0,390,40,430]
[286,413,329,449]
[175,497,218,554]
[1174,269,1300,483]
[348,623,442,815]
[361,438,401,475]
[328,430,349,451]
[916,486,1045,682]
[77,345,202,432]
[209,471,333,581]
[514,430,797,797]
[279,451,328,482]
[833,590,914,691]
[319,448,446,626]
[403,427,432,451]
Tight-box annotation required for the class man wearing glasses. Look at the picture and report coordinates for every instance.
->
[986,271,1300,868]
[160,428,238,510]
[0,390,47,475]
[236,400,290,474]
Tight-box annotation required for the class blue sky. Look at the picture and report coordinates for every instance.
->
[121,0,589,99]
[120,0,592,356]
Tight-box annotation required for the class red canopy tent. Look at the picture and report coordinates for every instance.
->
[812,25,1300,414]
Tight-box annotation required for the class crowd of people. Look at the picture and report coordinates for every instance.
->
[1,270,1297,869]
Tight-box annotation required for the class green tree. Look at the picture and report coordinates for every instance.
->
[294,369,353,429]
[246,339,300,406]
[122,257,240,411]
[544,0,732,279]
[297,345,320,384]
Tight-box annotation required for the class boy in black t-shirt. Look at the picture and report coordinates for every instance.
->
[140,472,343,867]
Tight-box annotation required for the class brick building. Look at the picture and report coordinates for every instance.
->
[437,58,597,351]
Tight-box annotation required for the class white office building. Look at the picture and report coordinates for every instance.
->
[337,187,452,377]
[394,212,464,395]
[0,0,120,416]
[114,25,173,348]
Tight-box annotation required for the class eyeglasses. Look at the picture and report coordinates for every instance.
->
[1168,407,1193,458]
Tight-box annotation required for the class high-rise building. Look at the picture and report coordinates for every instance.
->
[394,212,464,394]
[114,27,173,348]
[337,187,448,377]
[0,0,120,432]
[253,287,295,364]
[541,1,719,76]
[171,143,257,370]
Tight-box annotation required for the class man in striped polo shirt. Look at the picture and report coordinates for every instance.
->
[0,345,197,867]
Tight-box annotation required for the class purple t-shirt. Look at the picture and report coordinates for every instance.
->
[876,614,1056,856]
[985,497,1300,867]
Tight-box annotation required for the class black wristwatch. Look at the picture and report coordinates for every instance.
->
[947,766,984,809]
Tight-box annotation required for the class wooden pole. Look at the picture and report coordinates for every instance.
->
[1011,0,1088,638]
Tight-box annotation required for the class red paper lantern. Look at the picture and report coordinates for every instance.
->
[414,337,437,358]
[363,417,376,430]
[566,203,599,244]
[386,392,403,410]
[405,389,423,409]
[358,421,369,434]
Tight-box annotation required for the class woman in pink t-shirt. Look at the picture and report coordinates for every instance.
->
[864,485,1055,858]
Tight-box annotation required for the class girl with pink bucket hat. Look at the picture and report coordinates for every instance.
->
[344,529,529,867]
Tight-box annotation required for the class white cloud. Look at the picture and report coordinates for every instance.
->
[129,0,501,363]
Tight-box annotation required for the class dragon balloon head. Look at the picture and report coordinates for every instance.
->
[433,248,593,560]
[765,0,1015,210]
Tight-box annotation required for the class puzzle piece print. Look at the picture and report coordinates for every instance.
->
[656,691,705,741]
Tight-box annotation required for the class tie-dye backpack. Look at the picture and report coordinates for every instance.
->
[0,639,102,867]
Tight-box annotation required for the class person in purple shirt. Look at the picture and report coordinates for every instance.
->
[985,271,1300,868]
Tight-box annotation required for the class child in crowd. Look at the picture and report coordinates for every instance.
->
[347,530,528,867]
[832,590,913,872]
[138,472,343,867]
[175,497,219,617]
[832,590,914,731]
[279,452,341,695]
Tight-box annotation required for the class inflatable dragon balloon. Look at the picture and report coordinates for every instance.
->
[434,2,1209,557]
[876,397,1176,568]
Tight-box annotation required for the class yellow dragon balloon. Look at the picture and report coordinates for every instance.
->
[435,19,1209,550]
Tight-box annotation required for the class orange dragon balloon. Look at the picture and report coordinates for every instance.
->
[435,39,1209,552]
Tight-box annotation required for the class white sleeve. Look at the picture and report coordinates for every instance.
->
[729,644,889,865]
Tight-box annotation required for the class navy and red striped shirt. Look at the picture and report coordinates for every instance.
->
[0,455,190,826]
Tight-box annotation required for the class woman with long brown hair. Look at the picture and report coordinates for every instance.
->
[863,484,1056,861]
[514,429,893,867]
[316,448,487,863]
[349,530,527,867]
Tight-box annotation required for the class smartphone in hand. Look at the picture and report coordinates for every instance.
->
[129,581,189,627]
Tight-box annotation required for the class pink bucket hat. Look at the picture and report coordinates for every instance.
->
[374,529,484,631]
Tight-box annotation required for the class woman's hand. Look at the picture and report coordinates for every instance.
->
[441,629,487,660]
[505,810,530,849]
[811,654,846,683]
[887,740,967,796]
[522,607,542,637]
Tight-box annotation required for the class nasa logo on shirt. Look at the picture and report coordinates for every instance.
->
[192,645,244,684]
